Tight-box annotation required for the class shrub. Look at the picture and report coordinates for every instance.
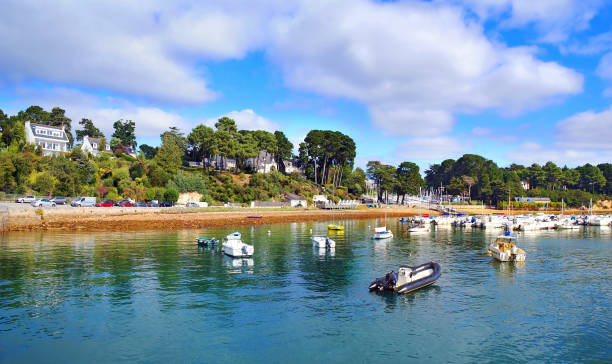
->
[164,188,179,203]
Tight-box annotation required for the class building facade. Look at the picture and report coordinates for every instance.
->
[81,135,111,156]
[25,121,70,156]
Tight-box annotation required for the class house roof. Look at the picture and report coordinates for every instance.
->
[28,122,69,142]
[285,193,305,201]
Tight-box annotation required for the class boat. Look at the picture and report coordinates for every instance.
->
[222,232,254,258]
[327,224,344,231]
[369,262,441,294]
[311,236,336,249]
[487,233,525,262]
[196,237,218,246]
[371,226,393,239]
[247,215,263,218]
[407,224,430,233]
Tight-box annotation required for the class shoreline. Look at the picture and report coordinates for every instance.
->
[1,205,610,233]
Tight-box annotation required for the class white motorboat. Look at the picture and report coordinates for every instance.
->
[407,224,430,234]
[371,226,393,239]
[487,234,525,262]
[311,236,336,248]
[222,232,254,257]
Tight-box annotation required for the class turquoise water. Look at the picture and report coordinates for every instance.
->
[1,220,610,363]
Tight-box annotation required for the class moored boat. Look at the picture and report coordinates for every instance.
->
[487,234,525,262]
[371,226,393,239]
[407,224,430,233]
[196,237,218,246]
[222,232,254,258]
[328,224,344,231]
[369,262,441,294]
[311,236,336,249]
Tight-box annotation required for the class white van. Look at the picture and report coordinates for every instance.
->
[71,196,96,207]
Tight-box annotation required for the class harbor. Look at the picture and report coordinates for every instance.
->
[1,220,610,362]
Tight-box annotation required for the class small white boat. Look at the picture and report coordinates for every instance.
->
[311,236,336,249]
[222,232,254,258]
[371,226,393,239]
[407,224,430,234]
[487,234,525,262]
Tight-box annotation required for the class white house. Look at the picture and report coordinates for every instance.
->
[81,135,111,156]
[25,121,70,156]
[520,181,530,190]
[285,193,307,207]
[283,159,304,174]
[246,150,278,173]
[313,195,328,204]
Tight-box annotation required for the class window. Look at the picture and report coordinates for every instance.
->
[92,143,97,149]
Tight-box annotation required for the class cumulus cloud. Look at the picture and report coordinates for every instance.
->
[393,136,467,161]
[269,0,583,136]
[556,106,612,149]
[563,30,612,55]
[506,142,612,166]
[13,86,187,139]
[453,0,600,42]
[204,109,279,132]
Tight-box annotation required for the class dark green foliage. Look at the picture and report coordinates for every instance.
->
[112,119,137,148]
[76,118,104,141]
[164,188,179,203]
[139,144,158,159]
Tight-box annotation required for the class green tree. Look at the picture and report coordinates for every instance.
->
[112,119,137,148]
[76,118,104,141]
[446,177,466,196]
[186,124,216,163]
[49,107,74,146]
[98,137,107,152]
[395,161,423,203]
[32,172,58,196]
[139,144,158,159]
[151,129,184,184]
[164,187,179,203]
[542,161,562,190]
[274,131,293,173]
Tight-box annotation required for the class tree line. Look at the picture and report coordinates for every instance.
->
[0,105,365,203]
[424,154,612,207]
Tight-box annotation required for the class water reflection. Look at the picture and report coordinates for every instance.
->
[0,222,610,363]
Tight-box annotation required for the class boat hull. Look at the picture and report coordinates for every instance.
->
[395,262,441,294]
[311,236,336,248]
[222,240,254,257]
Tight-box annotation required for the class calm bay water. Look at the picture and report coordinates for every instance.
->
[1,219,610,363]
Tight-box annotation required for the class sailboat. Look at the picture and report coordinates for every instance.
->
[372,205,393,239]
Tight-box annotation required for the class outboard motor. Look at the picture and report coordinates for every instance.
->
[325,238,331,249]
[241,245,248,256]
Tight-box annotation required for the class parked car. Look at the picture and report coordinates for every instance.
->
[71,196,96,207]
[31,198,56,207]
[116,200,134,207]
[50,196,67,205]
[185,202,199,208]
[147,200,159,207]
[135,201,147,207]
[159,201,174,207]
[96,199,114,207]
[16,195,36,203]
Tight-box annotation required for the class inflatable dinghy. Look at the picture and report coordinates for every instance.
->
[196,237,218,246]
[369,262,441,294]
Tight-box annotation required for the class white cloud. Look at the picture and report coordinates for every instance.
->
[269,0,583,136]
[13,86,187,139]
[596,52,612,96]
[506,142,612,166]
[204,109,279,132]
[563,30,612,55]
[556,106,612,149]
[454,0,600,42]
[394,136,467,161]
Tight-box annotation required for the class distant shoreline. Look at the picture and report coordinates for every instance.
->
[1,205,610,233]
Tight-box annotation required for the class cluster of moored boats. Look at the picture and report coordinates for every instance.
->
[402,213,612,231]
[194,212,609,295]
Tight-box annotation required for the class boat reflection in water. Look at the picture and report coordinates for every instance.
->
[313,246,335,257]
[223,256,254,274]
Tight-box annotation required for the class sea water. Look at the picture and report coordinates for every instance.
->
[0,219,610,363]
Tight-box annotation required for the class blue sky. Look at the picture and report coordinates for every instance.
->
[1,0,611,171]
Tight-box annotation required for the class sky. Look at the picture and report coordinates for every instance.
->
[1,0,611,171]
